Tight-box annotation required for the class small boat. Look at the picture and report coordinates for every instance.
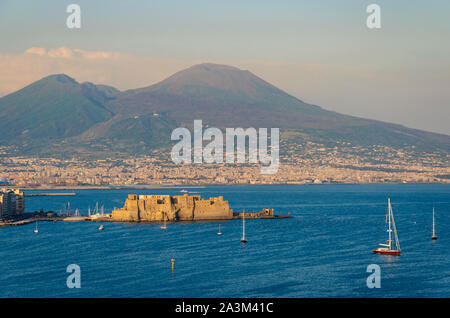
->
[240,213,247,243]
[98,225,104,231]
[432,207,437,240]
[34,220,39,233]
[373,198,401,255]
[90,202,103,219]
[180,189,188,193]
[218,224,222,235]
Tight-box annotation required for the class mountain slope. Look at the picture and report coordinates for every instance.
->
[0,64,448,157]
[0,74,114,144]
[112,63,450,151]
[113,63,336,127]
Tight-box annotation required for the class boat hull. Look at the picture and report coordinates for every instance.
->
[373,249,401,256]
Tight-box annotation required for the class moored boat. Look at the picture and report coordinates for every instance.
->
[240,212,247,243]
[432,207,437,240]
[373,198,401,256]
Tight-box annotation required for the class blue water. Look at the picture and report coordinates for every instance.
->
[0,184,449,298]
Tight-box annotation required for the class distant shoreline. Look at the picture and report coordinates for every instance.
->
[17,185,207,191]
[13,182,450,191]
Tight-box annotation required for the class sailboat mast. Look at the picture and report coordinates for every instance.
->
[390,199,401,250]
[242,213,245,239]
[388,198,392,249]
[431,207,437,239]
[432,207,435,237]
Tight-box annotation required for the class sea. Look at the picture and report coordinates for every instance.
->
[0,184,449,298]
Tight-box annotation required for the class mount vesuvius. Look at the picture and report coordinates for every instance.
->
[0,63,448,157]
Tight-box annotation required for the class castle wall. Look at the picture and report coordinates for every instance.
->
[173,195,195,221]
[111,194,140,221]
[111,193,233,222]
[139,195,174,221]
[192,196,233,220]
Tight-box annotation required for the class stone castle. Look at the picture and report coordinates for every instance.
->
[112,194,234,222]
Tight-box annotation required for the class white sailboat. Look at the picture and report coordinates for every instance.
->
[240,212,247,243]
[218,224,222,235]
[90,202,102,219]
[34,220,39,233]
[373,198,401,255]
[432,207,437,240]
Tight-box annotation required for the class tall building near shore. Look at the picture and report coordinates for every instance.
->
[0,188,25,219]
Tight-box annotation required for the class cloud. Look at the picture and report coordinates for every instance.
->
[0,47,195,96]
[24,47,47,56]
[25,46,120,60]
[0,46,378,98]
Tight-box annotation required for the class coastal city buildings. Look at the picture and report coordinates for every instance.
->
[0,142,448,188]
[0,188,25,219]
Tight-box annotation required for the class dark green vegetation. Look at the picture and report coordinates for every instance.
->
[0,63,448,158]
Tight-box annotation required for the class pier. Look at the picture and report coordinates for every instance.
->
[24,192,76,197]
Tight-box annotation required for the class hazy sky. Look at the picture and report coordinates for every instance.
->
[1,0,449,135]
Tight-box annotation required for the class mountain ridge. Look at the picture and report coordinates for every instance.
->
[0,63,448,158]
